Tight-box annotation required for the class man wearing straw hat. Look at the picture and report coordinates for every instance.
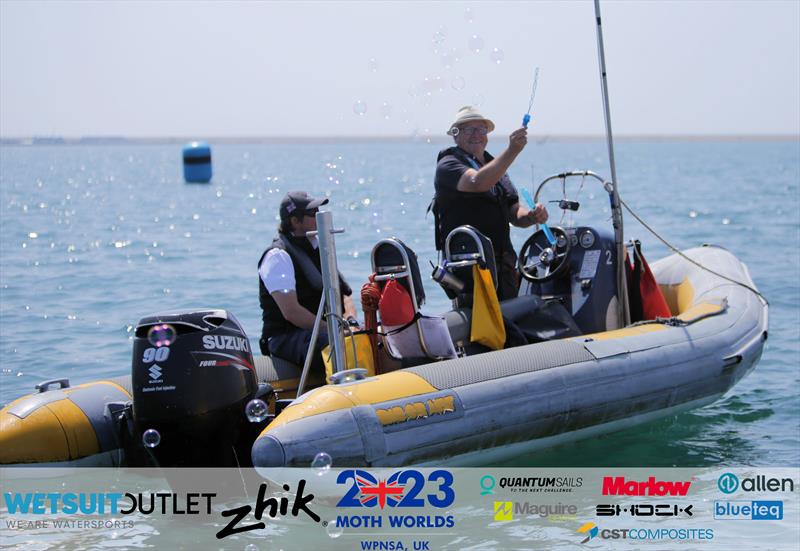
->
[432,105,548,301]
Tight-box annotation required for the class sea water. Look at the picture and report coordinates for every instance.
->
[0,139,798,470]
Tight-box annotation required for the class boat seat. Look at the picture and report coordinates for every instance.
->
[437,225,497,308]
[371,237,456,364]
[443,294,582,355]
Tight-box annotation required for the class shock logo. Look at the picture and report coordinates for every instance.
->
[336,470,455,509]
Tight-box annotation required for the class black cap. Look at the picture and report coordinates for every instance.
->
[279,191,329,220]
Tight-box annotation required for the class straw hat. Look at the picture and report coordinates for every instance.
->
[447,105,495,135]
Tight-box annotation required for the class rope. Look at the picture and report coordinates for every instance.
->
[619,196,769,306]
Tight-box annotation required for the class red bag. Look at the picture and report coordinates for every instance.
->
[626,241,671,322]
[378,279,416,326]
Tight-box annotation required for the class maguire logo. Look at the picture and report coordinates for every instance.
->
[336,469,455,509]
[718,473,795,494]
[602,476,691,496]
[494,501,513,521]
[577,522,599,543]
[715,501,783,520]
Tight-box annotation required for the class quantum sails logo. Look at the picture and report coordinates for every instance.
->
[480,474,582,494]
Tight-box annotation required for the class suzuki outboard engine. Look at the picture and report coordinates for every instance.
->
[129,309,258,466]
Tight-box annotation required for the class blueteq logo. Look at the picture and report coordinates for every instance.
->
[715,501,784,520]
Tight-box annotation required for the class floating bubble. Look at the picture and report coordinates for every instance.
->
[451,76,466,91]
[311,451,332,475]
[142,428,161,448]
[380,101,392,120]
[464,7,474,23]
[147,324,176,347]
[432,29,446,46]
[490,47,504,64]
[245,399,269,423]
[353,100,367,116]
[722,218,731,225]
[689,210,698,218]
[245,545,259,551]
[326,518,343,538]
[468,34,484,54]
[368,58,379,73]
[472,93,485,107]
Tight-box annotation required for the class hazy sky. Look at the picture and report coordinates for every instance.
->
[1,0,798,138]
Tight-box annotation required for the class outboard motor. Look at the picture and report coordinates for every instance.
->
[129,309,258,466]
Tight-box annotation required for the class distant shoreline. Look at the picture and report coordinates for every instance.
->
[1,134,798,146]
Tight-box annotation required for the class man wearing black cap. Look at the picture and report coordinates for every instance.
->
[258,191,358,373]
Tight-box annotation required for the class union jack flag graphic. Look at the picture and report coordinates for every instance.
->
[354,470,405,509]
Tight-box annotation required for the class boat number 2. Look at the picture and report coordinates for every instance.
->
[142,347,170,363]
[605,250,613,265]
[336,469,455,508]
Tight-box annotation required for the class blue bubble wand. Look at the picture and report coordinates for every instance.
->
[520,68,555,245]
[522,67,540,128]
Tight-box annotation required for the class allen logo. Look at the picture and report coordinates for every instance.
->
[494,501,513,521]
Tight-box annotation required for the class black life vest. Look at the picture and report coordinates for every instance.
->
[258,233,352,352]
[430,147,516,257]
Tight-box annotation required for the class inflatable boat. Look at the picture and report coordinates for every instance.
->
[0,170,768,468]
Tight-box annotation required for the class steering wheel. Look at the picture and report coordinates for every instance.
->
[518,226,572,282]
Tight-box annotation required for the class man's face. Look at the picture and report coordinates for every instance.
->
[455,121,489,156]
[290,208,318,236]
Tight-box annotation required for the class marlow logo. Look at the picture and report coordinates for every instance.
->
[494,501,513,521]
[577,522,599,543]
[602,476,691,496]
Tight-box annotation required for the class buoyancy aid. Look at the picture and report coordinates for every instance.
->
[258,233,352,351]
[430,147,516,256]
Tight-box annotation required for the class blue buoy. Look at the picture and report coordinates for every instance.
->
[182,141,212,183]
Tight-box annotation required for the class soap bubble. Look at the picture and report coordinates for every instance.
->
[326,518,343,538]
[451,76,466,91]
[490,47,504,64]
[311,451,332,475]
[353,100,367,116]
[142,428,161,448]
[380,101,392,120]
[245,545,259,551]
[368,58,379,73]
[464,7,474,23]
[472,93,485,107]
[147,324,176,347]
[468,34,484,54]
[245,399,269,423]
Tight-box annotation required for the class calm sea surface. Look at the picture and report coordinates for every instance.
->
[1,139,798,468]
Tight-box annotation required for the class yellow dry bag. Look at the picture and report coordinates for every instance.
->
[470,265,506,350]
[322,330,375,383]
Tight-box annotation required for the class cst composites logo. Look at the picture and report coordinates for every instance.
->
[334,469,455,529]
[575,522,714,543]
[717,473,795,495]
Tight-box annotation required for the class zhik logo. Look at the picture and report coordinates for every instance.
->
[494,502,512,521]
[577,522,599,543]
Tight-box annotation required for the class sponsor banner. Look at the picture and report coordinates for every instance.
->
[1,468,798,550]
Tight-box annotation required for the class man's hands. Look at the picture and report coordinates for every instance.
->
[508,127,528,155]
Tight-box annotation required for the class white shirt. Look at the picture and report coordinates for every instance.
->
[258,236,319,294]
